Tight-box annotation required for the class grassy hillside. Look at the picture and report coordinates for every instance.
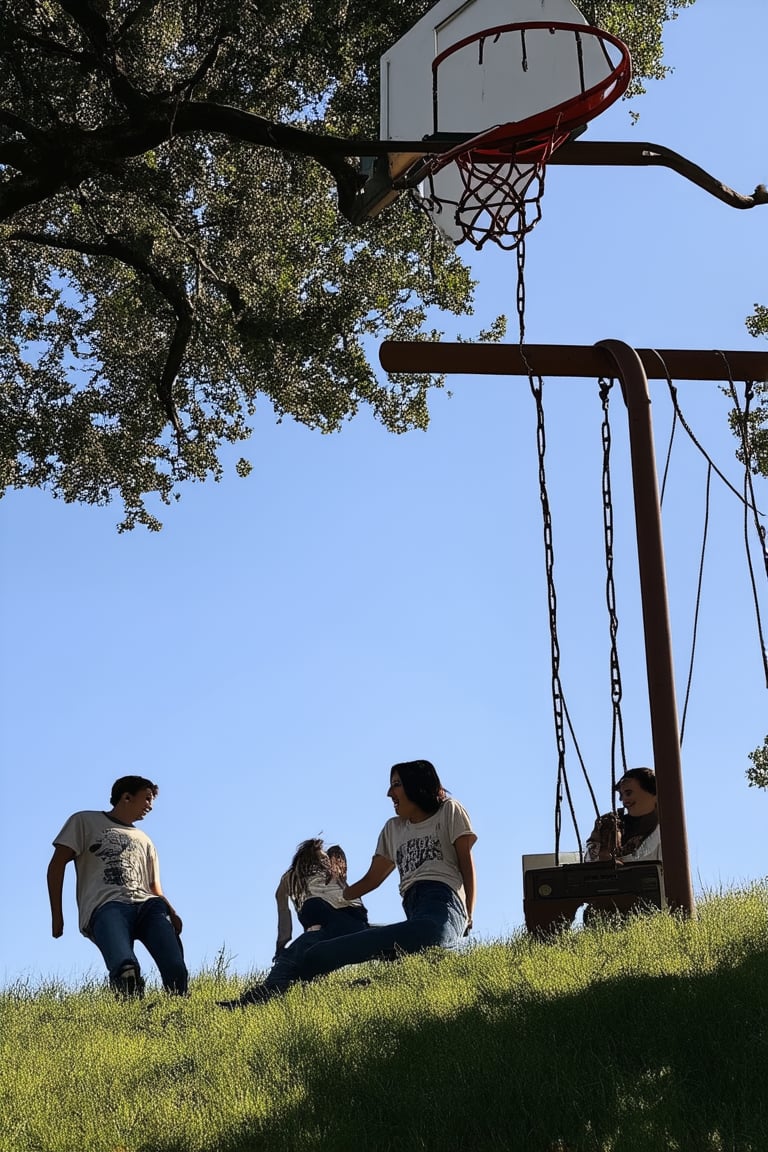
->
[3,887,768,1152]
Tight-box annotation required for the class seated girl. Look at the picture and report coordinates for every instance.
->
[273,838,368,958]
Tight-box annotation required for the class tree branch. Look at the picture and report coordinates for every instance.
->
[8,226,192,436]
[157,24,230,102]
[114,0,163,45]
[159,311,192,442]
[3,21,94,66]
[153,206,244,318]
[0,170,71,221]
[0,107,49,146]
[56,0,150,115]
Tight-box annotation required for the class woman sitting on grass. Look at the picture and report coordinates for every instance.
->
[220,759,476,1007]
[274,839,368,958]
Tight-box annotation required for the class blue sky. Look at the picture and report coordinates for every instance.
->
[2,0,767,988]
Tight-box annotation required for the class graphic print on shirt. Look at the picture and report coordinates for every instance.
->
[396,832,444,881]
[88,828,147,894]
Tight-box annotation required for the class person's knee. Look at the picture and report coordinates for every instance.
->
[401,918,446,951]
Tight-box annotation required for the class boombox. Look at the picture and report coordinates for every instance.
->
[522,854,665,935]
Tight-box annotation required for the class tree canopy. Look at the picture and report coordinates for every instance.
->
[1,0,694,528]
[733,307,768,480]
[746,735,768,790]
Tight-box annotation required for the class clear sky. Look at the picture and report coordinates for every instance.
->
[2,0,767,989]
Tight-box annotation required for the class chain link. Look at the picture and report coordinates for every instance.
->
[528,371,573,857]
[598,378,628,807]
[516,233,527,345]
[517,235,588,858]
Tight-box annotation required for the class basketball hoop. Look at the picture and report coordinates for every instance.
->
[416,22,631,249]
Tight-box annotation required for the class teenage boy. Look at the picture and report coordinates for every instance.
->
[47,776,188,997]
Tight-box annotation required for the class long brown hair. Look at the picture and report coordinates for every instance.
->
[287,838,333,903]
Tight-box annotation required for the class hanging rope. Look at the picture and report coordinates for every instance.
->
[679,461,712,744]
[722,364,768,688]
[659,403,678,508]
[651,349,768,697]
[598,378,628,806]
[649,350,762,513]
[638,365,717,742]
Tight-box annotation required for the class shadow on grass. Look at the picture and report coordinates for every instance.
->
[154,948,768,1152]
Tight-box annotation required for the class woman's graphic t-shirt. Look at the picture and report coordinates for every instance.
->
[375,797,476,910]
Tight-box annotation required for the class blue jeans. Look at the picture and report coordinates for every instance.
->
[89,898,188,994]
[265,881,467,991]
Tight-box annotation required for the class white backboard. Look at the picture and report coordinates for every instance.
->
[380,0,617,244]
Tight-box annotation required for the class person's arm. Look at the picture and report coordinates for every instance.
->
[343,854,395,901]
[454,833,476,933]
[149,878,184,934]
[584,813,619,862]
[275,872,293,953]
[47,845,76,938]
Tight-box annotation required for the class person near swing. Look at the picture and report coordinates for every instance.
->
[273,838,369,958]
[584,767,660,863]
[219,759,476,1007]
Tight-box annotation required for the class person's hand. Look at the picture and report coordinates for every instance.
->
[464,918,473,937]
[169,910,183,934]
[52,915,64,938]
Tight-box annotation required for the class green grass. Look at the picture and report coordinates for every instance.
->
[3,886,768,1152]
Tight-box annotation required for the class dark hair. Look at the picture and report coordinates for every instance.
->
[616,767,656,796]
[391,760,446,816]
[110,776,158,805]
[289,838,325,872]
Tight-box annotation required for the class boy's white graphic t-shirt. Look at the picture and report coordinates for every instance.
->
[54,810,160,935]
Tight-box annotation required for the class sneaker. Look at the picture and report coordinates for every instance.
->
[114,964,144,1001]
[216,983,280,1009]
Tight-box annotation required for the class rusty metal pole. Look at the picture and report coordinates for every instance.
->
[378,342,768,381]
[597,341,694,915]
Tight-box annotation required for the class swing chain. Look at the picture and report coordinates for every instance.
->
[598,378,628,799]
[528,371,575,857]
[517,231,593,856]
[516,235,527,344]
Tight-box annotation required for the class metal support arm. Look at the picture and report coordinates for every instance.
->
[548,140,768,212]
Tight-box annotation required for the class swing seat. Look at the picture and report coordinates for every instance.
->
[522,854,665,936]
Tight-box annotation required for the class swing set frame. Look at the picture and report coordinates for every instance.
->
[379,338,768,919]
